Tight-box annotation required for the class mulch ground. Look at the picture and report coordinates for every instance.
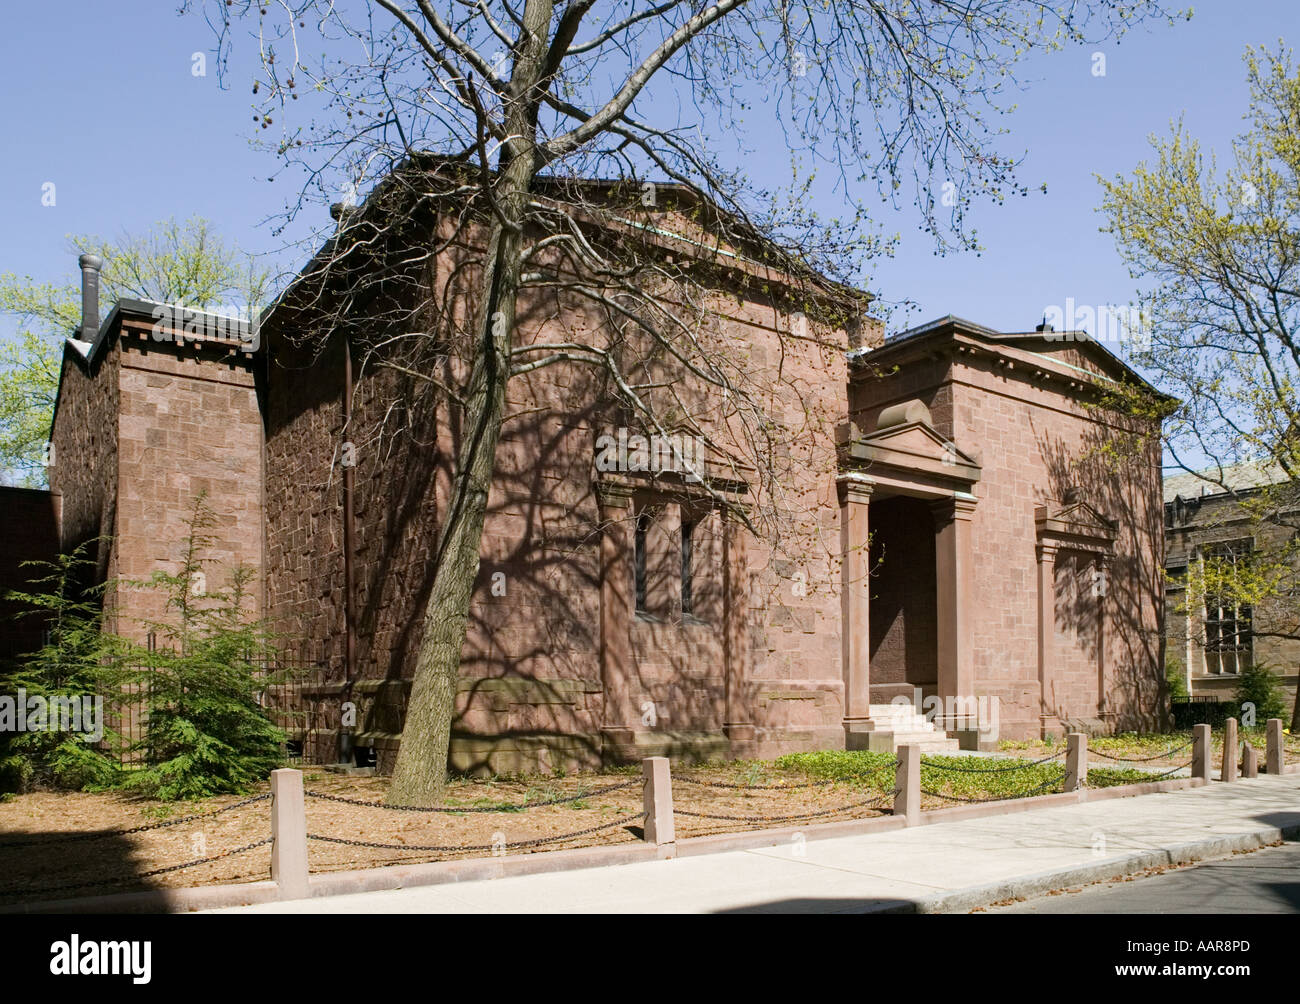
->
[5,734,1248,907]
[0,764,898,906]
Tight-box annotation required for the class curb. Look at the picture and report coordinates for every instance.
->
[902,819,1300,915]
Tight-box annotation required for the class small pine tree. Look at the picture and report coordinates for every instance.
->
[1165,653,1189,702]
[0,540,123,792]
[121,494,286,800]
[1234,663,1287,725]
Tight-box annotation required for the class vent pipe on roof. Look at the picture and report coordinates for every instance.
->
[78,254,103,343]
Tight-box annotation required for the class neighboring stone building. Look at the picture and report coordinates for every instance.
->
[1163,462,1299,708]
[27,177,1170,774]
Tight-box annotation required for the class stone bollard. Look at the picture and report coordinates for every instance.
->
[1192,723,1212,782]
[1065,732,1088,793]
[1221,716,1238,783]
[270,768,310,900]
[1243,742,1259,779]
[642,756,675,854]
[1267,718,1284,776]
[894,744,921,826]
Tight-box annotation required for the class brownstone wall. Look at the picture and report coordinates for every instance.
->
[112,338,264,640]
[50,341,121,592]
[263,232,854,771]
[952,352,1164,738]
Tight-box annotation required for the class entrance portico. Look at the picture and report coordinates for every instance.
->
[837,399,982,749]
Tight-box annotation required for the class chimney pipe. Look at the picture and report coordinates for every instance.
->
[78,253,103,342]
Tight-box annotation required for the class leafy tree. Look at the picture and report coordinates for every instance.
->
[120,494,286,800]
[0,217,273,486]
[1101,45,1300,727]
[1234,662,1287,725]
[198,0,1185,805]
[0,541,123,793]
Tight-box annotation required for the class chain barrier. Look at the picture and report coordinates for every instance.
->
[306,811,646,854]
[303,779,640,813]
[0,793,272,851]
[1140,760,1193,781]
[0,836,273,899]
[674,791,895,824]
[1090,738,1194,763]
[671,775,837,790]
[671,759,898,792]
[919,750,1064,774]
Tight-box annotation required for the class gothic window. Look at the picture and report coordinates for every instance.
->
[1203,540,1253,675]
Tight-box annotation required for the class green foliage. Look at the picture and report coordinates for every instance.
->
[1165,652,1189,701]
[774,750,898,788]
[119,494,286,800]
[1087,767,1161,787]
[1102,45,1300,727]
[1233,663,1287,724]
[0,217,272,486]
[0,540,122,793]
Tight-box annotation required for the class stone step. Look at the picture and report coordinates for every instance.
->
[867,710,942,732]
[889,730,959,748]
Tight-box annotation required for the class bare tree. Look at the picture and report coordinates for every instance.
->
[193,0,1182,804]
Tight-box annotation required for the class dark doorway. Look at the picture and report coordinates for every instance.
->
[868,496,938,703]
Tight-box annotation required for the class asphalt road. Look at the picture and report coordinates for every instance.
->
[989,840,1300,914]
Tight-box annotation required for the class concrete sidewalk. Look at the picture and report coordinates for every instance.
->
[212,773,1300,914]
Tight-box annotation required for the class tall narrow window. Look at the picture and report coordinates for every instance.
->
[680,519,694,616]
[634,510,649,614]
[1203,540,1253,674]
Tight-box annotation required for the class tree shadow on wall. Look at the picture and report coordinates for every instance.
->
[1032,411,1167,733]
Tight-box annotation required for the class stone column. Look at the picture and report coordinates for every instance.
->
[932,494,978,730]
[722,503,755,742]
[1095,554,1109,723]
[1036,541,1060,738]
[1222,715,1239,782]
[597,483,636,748]
[1065,732,1088,793]
[838,476,874,748]
[1192,723,1212,781]
[1267,718,1284,776]
[270,768,309,900]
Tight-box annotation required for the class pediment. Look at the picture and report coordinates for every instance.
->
[857,421,981,470]
[1035,499,1116,551]
[843,419,981,497]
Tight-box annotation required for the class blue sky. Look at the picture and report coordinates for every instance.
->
[0,2,1292,342]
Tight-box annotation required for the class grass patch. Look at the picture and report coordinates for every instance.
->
[1087,766,1165,787]
[773,750,897,788]
[918,754,1065,801]
[772,750,1177,800]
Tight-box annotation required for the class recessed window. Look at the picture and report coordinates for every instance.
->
[681,519,694,616]
[1203,540,1253,674]
[634,510,649,614]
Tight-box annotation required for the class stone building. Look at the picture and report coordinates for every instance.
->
[27,178,1169,774]
[1163,462,1299,708]
[45,258,264,640]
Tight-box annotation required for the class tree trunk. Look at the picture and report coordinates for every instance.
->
[1291,665,1300,733]
[384,199,522,807]
[385,0,553,807]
